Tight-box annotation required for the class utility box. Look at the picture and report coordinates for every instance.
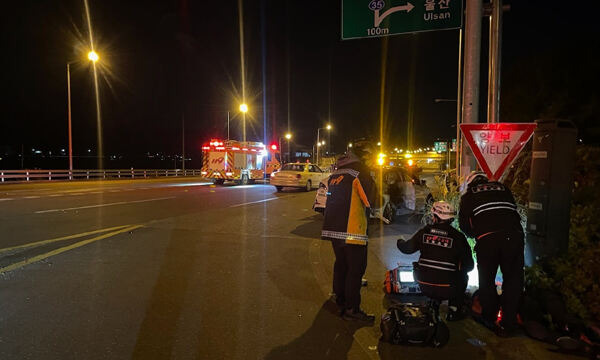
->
[526,119,577,266]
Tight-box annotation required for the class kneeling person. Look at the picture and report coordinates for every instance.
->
[397,201,474,320]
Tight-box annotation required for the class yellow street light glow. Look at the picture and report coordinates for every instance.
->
[377,142,381,146]
[87,51,99,62]
[408,159,414,166]
[285,133,292,140]
[239,103,248,113]
[321,140,325,145]
[377,157,385,166]
[405,153,412,158]
[348,143,353,148]
[326,124,332,130]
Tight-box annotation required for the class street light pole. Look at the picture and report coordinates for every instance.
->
[227,111,230,140]
[67,62,73,174]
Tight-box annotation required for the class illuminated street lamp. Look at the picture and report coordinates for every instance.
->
[226,103,249,141]
[67,50,100,173]
[316,124,332,165]
[87,51,99,62]
[279,132,293,163]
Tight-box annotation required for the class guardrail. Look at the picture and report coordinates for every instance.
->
[0,169,203,182]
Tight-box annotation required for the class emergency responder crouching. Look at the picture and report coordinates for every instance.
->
[322,140,377,322]
[459,171,524,337]
[397,201,474,320]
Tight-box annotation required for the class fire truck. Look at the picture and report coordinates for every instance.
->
[201,139,281,185]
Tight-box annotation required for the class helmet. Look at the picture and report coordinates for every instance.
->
[431,201,455,220]
[465,171,488,187]
[349,139,374,161]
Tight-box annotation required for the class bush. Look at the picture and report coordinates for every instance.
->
[522,146,600,321]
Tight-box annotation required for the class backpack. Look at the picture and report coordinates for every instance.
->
[380,303,449,347]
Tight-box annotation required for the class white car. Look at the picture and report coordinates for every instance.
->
[271,163,330,192]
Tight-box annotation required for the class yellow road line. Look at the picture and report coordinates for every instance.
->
[0,224,143,273]
[0,225,131,254]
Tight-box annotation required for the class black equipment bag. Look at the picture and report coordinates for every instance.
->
[380,303,449,348]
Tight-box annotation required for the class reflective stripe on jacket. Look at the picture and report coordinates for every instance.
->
[321,163,375,245]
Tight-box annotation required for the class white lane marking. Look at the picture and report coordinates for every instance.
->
[24,196,41,199]
[34,196,176,214]
[0,198,14,202]
[229,197,280,208]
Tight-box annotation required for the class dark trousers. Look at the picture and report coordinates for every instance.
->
[449,272,469,309]
[331,240,368,311]
[475,232,524,329]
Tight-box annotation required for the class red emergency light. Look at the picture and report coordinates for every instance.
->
[202,146,210,150]
[270,144,278,151]
[209,139,224,147]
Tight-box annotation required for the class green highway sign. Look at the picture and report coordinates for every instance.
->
[342,0,463,40]
[434,141,448,152]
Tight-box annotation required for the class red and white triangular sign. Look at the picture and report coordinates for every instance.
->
[460,123,537,181]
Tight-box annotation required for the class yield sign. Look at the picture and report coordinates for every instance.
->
[460,123,537,181]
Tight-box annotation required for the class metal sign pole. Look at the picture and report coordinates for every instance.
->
[460,0,483,179]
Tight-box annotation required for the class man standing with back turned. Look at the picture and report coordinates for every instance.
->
[459,171,524,337]
[322,140,377,322]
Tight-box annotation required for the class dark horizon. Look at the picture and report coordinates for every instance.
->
[1,0,598,169]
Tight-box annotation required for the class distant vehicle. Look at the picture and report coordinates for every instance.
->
[271,163,330,192]
[313,166,432,223]
[201,139,281,185]
[384,167,431,213]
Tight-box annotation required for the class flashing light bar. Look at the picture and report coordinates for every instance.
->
[251,149,257,152]
[202,146,210,150]
[242,148,248,151]
[271,144,278,150]
[216,146,225,150]
[232,147,240,150]
[225,172,233,176]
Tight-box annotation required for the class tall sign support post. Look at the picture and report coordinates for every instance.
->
[459,0,483,180]
[526,120,577,266]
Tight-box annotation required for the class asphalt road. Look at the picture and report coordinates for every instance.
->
[0,178,575,359]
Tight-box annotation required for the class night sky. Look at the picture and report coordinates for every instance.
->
[1,0,598,167]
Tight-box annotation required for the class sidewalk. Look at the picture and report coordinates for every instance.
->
[306,213,579,360]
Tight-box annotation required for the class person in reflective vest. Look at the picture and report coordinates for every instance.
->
[322,140,377,322]
[398,201,474,320]
[459,171,524,337]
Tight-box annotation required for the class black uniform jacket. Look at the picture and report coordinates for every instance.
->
[398,222,474,287]
[458,181,522,240]
[321,157,376,245]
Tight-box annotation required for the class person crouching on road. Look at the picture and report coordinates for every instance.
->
[397,201,474,321]
[458,171,524,337]
[322,140,377,323]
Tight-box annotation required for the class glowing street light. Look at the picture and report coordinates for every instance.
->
[316,124,332,165]
[239,103,248,113]
[87,51,99,62]
[67,50,101,173]
[279,132,293,163]
[377,142,382,146]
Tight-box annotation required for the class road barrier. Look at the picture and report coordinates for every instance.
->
[0,169,202,182]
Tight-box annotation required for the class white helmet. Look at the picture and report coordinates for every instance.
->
[432,201,455,220]
[465,171,488,186]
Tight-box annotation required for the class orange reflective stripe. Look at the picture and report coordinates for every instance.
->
[353,178,371,208]
[417,280,450,287]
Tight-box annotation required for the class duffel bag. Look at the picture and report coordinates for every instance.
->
[380,303,449,347]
